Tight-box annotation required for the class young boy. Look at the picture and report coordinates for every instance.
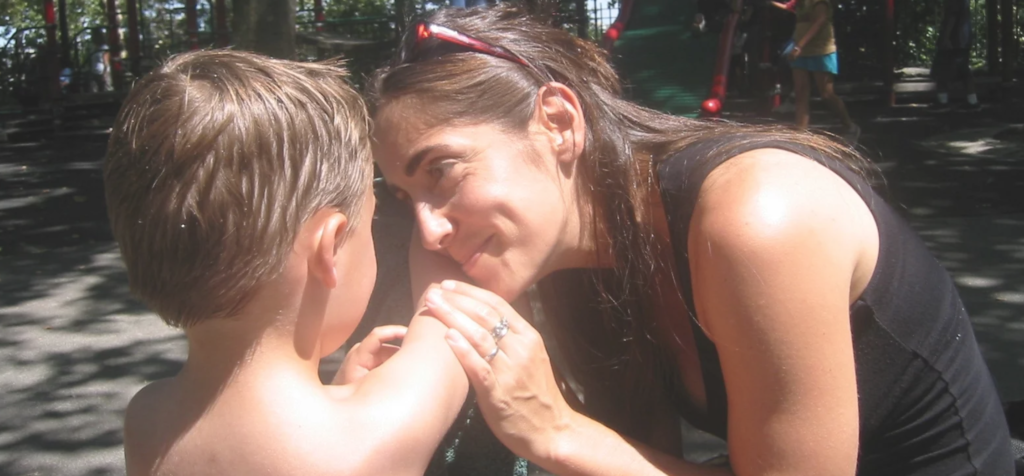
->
[105,50,467,476]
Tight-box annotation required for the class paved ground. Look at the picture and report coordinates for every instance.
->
[1,90,1022,475]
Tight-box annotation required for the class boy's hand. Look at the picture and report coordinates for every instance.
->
[332,325,408,385]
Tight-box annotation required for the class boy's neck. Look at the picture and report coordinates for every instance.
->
[179,288,327,389]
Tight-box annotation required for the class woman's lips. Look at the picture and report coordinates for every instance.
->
[460,236,493,276]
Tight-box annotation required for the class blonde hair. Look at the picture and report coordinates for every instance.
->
[105,50,372,328]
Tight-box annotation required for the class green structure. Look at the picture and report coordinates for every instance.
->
[611,0,721,117]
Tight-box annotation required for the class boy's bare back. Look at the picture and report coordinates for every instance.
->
[125,368,376,475]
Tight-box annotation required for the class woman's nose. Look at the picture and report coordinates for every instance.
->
[415,203,453,251]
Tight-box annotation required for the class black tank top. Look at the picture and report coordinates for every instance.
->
[657,136,1014,475]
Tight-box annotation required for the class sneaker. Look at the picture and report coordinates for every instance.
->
[841,124,861,145]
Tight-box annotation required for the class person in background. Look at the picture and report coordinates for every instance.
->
[89,29,112,93]
[931,0,979,111]
[773,0,859,144]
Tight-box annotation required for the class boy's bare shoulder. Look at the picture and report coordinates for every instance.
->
[263,384,435,476]
[123,378,179,476]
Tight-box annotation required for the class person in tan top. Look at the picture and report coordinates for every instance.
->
[773,0,859,144]
[105,50,468,476]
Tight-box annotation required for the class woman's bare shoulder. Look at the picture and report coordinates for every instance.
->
[688,146,879,306]
[693,146,873,245]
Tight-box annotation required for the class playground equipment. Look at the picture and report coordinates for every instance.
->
[603,0,745,118]
[604,0,1019,115]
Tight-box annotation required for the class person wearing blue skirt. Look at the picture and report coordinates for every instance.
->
[773,0,859,144]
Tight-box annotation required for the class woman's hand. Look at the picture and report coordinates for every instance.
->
[332,325,408,385]
[424,280,577,461]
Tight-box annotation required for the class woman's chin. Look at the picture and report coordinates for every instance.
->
[471,269,529,302]
[466,254,541,301]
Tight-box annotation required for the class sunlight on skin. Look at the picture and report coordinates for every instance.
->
[755,191,789,228]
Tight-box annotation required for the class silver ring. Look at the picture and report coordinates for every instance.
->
[490,316,509,343]
[484,346,500,362]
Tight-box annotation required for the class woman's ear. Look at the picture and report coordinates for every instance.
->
[536,83,586,164]
[307,210,349,290]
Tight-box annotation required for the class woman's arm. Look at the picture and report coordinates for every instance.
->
[686,148,872,476]
[545,415,731,476]
[423,282,730,476]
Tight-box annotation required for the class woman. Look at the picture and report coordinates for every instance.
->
[371,6,1012,475]
[772,0,858,143]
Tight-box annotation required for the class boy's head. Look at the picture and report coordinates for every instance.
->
[105,50,373,329]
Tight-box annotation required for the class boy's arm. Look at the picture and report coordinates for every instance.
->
[340,233,470,476]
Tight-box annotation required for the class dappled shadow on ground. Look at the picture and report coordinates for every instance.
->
[0,242,184,476]
[0,134,178,475]
[855,105,1024,401]
[0,132,113,259]
[912,216,1024,401]
[891,123,1024,401]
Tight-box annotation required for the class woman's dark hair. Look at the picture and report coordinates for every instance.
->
[370,3,875,442]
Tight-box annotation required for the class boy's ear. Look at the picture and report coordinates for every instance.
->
[308,211,348,290]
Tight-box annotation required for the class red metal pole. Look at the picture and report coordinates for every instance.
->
[883,0,895,107]
[186,0,199,51]
[215,0,229,47]
[601,0,634,53]
[43,0,61,99]
[701,0,742,118]
[106,0,124,90]
[44,0,57,45]
[314,0,325,32]
[126,0,140,78]
[43,0,58,56]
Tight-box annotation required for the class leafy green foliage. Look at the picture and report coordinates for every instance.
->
[832,0,1007,78]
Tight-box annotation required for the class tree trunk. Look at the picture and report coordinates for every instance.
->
[575,0,588,39]
[987,0,1000,73]
[883,0,895,106]
[1000,0,1015,83]
[232,0,296,59]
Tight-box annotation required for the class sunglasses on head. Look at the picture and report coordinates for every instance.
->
[406,21,537,72]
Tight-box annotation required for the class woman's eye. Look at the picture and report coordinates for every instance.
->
[426,160,456,182]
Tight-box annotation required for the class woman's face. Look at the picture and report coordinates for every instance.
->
[374,110,586,300]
